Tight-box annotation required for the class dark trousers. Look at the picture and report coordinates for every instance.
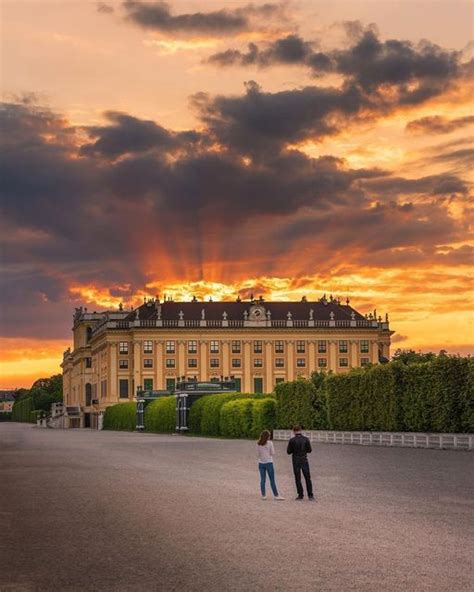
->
[293,459,313,498]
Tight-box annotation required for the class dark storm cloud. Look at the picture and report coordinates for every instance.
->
[362,174,469,198]
[1,93,471,336]
[195,80,366,155]
[208,28,464,105]
[80,111,201,159]
[406,115,474,134]
[122,1,282,34]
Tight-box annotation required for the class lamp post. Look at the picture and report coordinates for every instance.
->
[135,385,145,432]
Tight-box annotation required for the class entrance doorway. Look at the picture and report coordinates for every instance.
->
[253,377,263,394]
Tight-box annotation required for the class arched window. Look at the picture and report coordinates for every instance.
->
[85,383,92,406]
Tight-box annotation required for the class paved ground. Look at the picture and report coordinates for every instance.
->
[1,424,473,592]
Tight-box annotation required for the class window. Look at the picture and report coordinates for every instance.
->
[119,341,129,354]
[210,340,219,354]
[210,358,220,368]
[275,340,284,353]
[166,378,175,392]
[85,357,92,368]
[339,358,349,367]
[339,340,348,354]
[275,358,285,368]
[296,341,306,354]
[143,340,153,354]
[119,379,129,398]
[361,358,370,366]
[166,359,175,368]
[297,358,306,367]
[254,377,263,393]
[143,359,153,368]
[232,359,241,368]
[318,340,327,353]
[143,378,153,391]
[254,358,263,367]
[188,359,198,368]
[85,383,92,406]
[234,377,242,392]
[166,341,175,354]
[360,340,369,354]
[253,341,263,353]
[100,380,107,399]
[188,340,197,354]
[275,377,285,385]
[119,359,129,369]
[231,340,241,354]
[318,358,327,368]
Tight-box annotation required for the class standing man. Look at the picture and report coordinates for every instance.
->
[287,425,315,501]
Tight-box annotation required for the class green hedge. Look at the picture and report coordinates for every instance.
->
[0,412,12,422]
[103,402,136,431]
[278,356,474,433]
[11,397,35,423]
[251,398,277,437]
[220,399,255,438]
[189,392,260,436]
[275,375,329,430]
[144,396,176,433]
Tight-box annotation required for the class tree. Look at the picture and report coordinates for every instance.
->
[392,349,437,365]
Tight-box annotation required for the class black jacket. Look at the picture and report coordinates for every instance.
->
[287,433,312,462]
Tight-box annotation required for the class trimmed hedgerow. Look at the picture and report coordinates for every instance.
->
[220,397,277,438]
[220,399,254,438]
[145,396,176,433]
[103,402,136,431]
[275,377,329,430]
[11,397,35,423]
[189,392,260,436]
[251,398,277,438]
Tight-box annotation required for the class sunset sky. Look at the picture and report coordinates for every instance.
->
[1,0,473,388]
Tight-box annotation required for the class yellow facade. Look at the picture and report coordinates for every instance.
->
[62,299,393,427]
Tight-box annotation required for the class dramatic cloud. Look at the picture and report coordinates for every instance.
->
[208,28,468,105]
[122,1,282,35]
[406,114,474,134]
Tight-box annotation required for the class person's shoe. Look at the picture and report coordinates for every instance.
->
[308,496,316,502]
[261,495,267,500]
[274,495,285,500]
[295,496,304,501]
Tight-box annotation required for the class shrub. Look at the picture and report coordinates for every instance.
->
[12,397,35,423]
[220,399,254,438]
[251,398,277,437]
[275,379,318,429]
[145,396,176,433]
[103,402,136,431]
[0,412,12,422]
[189,392,260,436]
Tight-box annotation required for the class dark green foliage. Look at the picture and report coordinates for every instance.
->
[251,398,277,437]
[103,402,136,431]
[11,397,35,423]
[144,396,176,433]
[11,374,63,421]
[279,356,473,433]
[0,412,12,422]
[392,349,438,364]
[276,378,329,429]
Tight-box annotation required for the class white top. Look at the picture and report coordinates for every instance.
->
[257,440,275,464]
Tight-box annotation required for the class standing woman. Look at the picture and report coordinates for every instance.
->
[257,430,285,500]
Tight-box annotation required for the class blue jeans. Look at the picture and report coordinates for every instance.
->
[259,462,279,497]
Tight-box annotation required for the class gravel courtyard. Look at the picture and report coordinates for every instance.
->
[1,423,473,592]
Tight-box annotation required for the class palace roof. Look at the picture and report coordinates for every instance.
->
[124,297,367,322]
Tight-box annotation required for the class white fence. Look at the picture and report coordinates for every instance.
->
[273,430,473,450]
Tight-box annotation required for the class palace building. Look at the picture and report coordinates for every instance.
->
[61,295,393,428]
